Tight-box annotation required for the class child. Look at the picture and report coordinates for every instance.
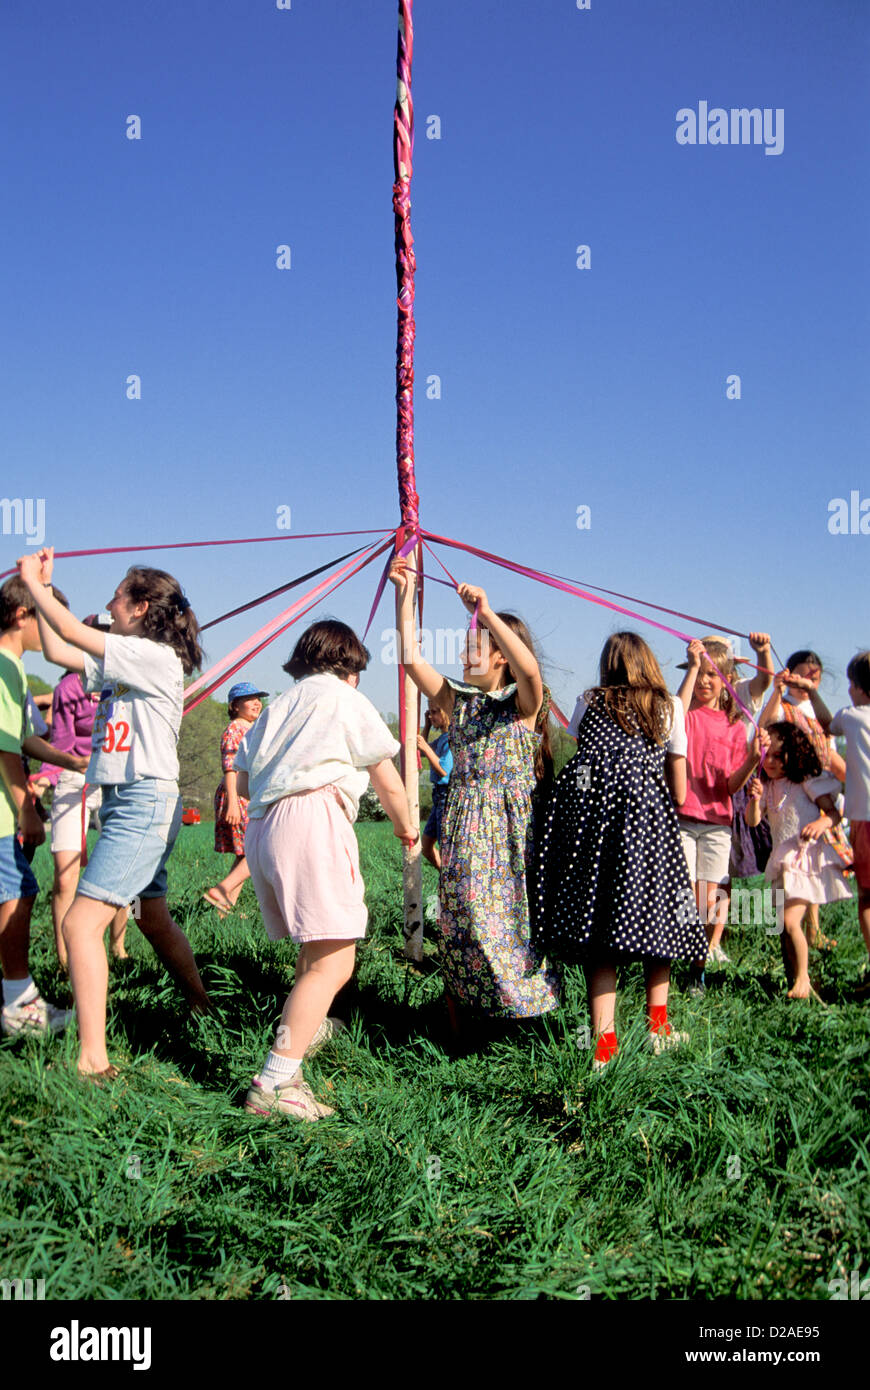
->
[678,638,767,977]
[390,559,561,1024]
[0,577,72,1037]
[33,615,129,970]
[235,620,416,1122]
[760,653,851,951]
[818,652,870,964]
[417,700,452,871]
[203,681,267,917]
[744,722,850,998]
[17,549,210,1078]
[535,632,707,1069]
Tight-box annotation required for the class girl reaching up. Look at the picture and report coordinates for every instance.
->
[390,558,561,1027]
[17,549,210,1079]
[745,722,850,998]
[534,632,707,1071]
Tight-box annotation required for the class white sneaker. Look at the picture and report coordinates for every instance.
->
[648,1028,689,1056]
[244,1073,335,1121]
[1,993,73,1037]
[706,945,730,967]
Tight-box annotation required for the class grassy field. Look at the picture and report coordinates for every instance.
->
[0,821,868,1301]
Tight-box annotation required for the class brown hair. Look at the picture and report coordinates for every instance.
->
[584,631,673,745]
[122,567,203,675]
[489,612,553,786]
[0,577,36,631]
[847,650,870,698]
[764,721,823,783]
[696,638,741,725]
[283,619,370,681]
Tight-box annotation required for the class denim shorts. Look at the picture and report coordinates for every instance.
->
[423,783,449,843]
[0,834,39,904]
[78,779,182,907]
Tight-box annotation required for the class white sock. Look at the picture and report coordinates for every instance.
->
[260,1051,302,1088]
[2,976,37,1008]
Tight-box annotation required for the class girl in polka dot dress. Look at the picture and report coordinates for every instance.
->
[533,632,708,1069]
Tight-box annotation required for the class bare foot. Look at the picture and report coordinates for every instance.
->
[111,949,130,961]
[787,977,812,999]
[202,888,232,919]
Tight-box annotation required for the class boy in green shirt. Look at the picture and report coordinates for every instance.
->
[0,577,72,1036]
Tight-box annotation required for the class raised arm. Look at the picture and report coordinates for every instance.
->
[17,549,105,670]
[457,582,543,721]
[747,632,774,702]
[388,558,454,712]
[677,639,704,714]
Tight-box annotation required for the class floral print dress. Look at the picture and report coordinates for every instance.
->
[214,718,251,855]
[437,679,561,1017]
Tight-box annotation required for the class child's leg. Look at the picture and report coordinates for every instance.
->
[109,906,129,959]
[421,834,441,871]
[585,962,617,1034]
[705,880,729,950]
[645,958,671,1031]
[272,940,357,1063]
[136,897,210,1013]
[63,894,120,1072]
[0,895,35,982]
[780,898,811,998]
[216,855,251,906]
[51,850,81,969]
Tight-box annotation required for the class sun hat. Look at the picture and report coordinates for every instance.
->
[227,682,269,704]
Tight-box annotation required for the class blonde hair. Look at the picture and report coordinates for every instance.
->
[698,639,741,724]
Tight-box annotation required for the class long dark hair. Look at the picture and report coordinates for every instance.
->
[123,567,203,675]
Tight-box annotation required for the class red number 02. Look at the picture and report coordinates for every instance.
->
[102,720,132,753]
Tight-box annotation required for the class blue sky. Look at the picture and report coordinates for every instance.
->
[1,0,867,719]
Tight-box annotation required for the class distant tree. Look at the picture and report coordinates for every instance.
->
[178,693,228,818]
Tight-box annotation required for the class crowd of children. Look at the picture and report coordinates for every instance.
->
[1,544,867,1114]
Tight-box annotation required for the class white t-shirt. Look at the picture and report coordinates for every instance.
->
[25,693,48,739]
[829,705,870,821]
[234,672,401,822]
[568,692,686,754]
[82,634,184,784]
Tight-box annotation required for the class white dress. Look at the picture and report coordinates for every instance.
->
[762,775,853,904]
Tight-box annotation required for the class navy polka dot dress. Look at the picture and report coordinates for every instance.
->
[532,701,707,964]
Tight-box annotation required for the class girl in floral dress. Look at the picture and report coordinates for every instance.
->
[203,682,267,917]
[389,559,561,1023]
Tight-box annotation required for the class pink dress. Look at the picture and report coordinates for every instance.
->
[762,775,853,904]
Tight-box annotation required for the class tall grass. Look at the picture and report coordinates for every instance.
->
[0,824,867,1300]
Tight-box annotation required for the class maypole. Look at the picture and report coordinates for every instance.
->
[393,0,423,961]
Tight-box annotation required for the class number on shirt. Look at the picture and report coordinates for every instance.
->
[102,720,132,754]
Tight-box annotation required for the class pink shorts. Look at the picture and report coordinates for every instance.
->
[244,785,367,943]
[850,820,870,892]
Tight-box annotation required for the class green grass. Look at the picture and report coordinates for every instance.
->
[0,823,868,1300]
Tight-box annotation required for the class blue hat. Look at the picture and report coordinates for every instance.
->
[228,682,268,704]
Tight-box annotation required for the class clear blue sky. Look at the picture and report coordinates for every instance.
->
[1,0,867,719]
